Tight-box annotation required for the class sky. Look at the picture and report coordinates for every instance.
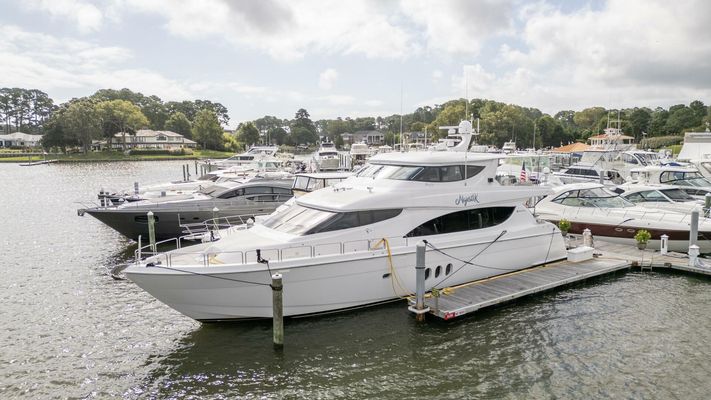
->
[1,0,710,128]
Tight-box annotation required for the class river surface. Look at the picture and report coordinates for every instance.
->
[2,161,711,399]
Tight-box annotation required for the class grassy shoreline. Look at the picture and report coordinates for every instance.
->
[0,150,233,163]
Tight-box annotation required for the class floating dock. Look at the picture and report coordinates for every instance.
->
[416,240,710,321]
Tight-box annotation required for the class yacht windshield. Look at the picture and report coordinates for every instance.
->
[639,153,659,165]
[552,187,634,208]
[261,204,402,235]
[261,205,335,235]
[661,171,711,187]
[661,188,695,201]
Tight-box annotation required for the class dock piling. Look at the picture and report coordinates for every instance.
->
[272,273,284,347]
[182,165,187,181]
[194,160,198,176]
[582,228,592,247]
[705,193,711,216]
[408,241,430,322]
[689,245,700,267]
[133,182,139,196]
[691,208,700,248]
[147,211,156,252]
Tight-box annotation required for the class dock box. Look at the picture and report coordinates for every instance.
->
[567,246,594,262]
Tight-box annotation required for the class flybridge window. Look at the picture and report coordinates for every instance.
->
[261,204,402,235]
[405,207,515,237]
[356,164,485,182]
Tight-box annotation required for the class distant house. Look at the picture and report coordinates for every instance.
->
[588,128,635,147]
[111,130,197,149]
[341,130,385,145]
[404,131,431,145]
[0,132,42,148]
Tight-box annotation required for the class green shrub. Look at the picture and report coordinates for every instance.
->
[638,135,683,149]
[558,219,571,232]
[634,229,651,244]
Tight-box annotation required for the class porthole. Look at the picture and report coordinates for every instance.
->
[435,265,442,278]
[446,263,452,275]
[425,267,431,280]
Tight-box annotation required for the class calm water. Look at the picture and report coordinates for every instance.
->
[2,161,711,399]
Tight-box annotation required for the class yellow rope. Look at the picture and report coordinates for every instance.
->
[371,238,412,299]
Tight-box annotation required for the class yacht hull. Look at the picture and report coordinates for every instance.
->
[125,231,566,321]
[544,219,711,252]
[85,206,276,240]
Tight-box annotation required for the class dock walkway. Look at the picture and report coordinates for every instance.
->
[419,240,711,320]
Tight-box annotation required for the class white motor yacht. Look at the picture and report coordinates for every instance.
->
[313,141,341,170]
[614,183,703,213]
[211,146,283,169]
[534,183,711,252]
[349,142,370,165]
[629,165,711,200]
[124,121,567,321]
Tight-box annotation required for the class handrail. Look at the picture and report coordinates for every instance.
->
[135,234,410,268]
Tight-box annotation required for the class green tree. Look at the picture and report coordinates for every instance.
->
[64,100,101,153]
[192,109,224,150]
[291,108,318,144]
[627,108,652,140]
[96,99,150,150]
[573,107,606,137]
[165,112,192,138]
[649,108,670,136]
[238,122,260,145]
[665,106,697,133]
[267,127,288,145]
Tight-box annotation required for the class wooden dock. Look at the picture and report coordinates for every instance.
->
[418,240,711,321]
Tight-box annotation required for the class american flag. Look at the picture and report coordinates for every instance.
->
[520,161,527,183]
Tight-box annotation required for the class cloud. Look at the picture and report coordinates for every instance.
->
[0,25,192,101]
[117,0,418,61]
[402,0,515,55]
[318,68,339,90]
[23,0,103,33]
[438,0,711,114]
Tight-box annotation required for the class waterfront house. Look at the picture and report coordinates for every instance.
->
[0,132,42,148]
[111,129,197,150]
[340,130,385,146]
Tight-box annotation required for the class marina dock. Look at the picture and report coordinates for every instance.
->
[417,240,711,320]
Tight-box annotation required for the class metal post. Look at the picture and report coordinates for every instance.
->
[660,234,668,255]
[407,241,430,322]
[134,182,139,196]
[212,207,220,231]
[195,160,198,175]
[272,273,284,347]
[186,164,190,180]
[182,164,186,181]
[147,211,156,252]
[599,171,604,185]
[690,208,700,248]
[705,193,711,217]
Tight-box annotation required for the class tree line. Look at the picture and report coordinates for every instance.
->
[239,99,710,149]
[4,86,710,151]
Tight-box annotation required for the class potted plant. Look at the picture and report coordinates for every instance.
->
[634,229,651,250]
[558,219,571,236]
